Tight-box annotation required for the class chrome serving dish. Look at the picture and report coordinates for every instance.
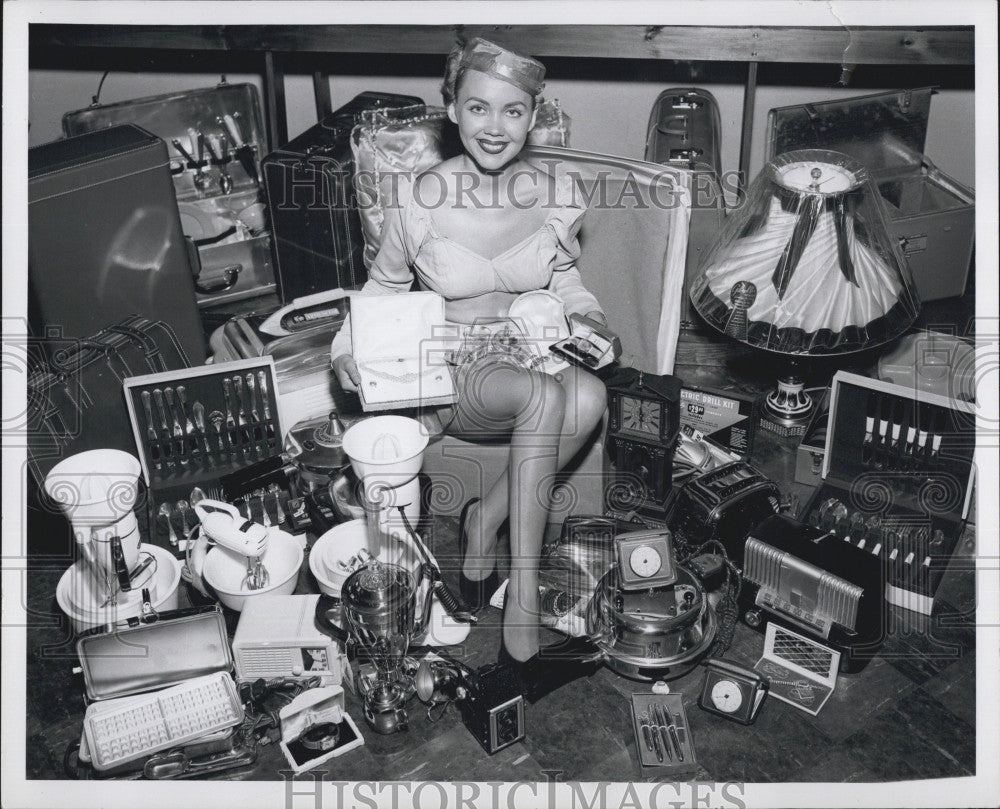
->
[586,565,717,681]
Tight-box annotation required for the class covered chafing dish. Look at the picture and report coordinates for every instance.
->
[586,565,717,681]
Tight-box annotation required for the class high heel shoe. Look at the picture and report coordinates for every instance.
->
[458,498,500,613]
[497,633,604,704]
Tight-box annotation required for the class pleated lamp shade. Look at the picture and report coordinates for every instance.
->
[690,149,920,427]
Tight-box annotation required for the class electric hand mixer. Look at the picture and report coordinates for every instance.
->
[193,500,270,590]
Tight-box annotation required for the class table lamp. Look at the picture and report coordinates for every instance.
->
[689,149,920,433]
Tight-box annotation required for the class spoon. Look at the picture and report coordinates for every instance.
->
[176,500,192,538]
[257,489,272,528]
[188,128,210,191]
[158,502,179,546]
[216,133,234,195]
[268,482,286,525]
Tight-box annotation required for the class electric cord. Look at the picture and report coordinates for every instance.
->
[91,70,111,106]
[675,537,742,656]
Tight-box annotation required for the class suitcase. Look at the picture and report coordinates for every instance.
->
[644,88,728,329]
[63,82,274,308]
[261,91,423,304]
[25,315,193,486]
[28,125,205,363]
[766,87,975,301]
[645,87,723,178]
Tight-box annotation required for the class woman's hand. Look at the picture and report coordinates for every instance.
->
[332,354,361,392]
[583,310,608,328]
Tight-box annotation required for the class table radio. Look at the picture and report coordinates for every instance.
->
[233,594,344,684]
[739,514,885,673]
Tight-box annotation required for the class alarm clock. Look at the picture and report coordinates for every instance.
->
[605,369,682,522]
[614,528,678,591]
[697,658,768,725]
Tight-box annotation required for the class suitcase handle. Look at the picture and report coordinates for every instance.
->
[195,264,242,295]
[186,235,242,295]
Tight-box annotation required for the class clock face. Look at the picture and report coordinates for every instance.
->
[620,395,661,438]
[774,160,859,194]
[710,679,745,713]
[629,545,663,578]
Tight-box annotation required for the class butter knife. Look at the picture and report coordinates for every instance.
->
[164,387,187,464]
[192,400,213,459]
[141,390,161,470]
[233,375,248,427]
[258,370,276,440]
[246,373,261,433]
[222,377,240,447]
[233,375,252,452]
[152,388,173,465]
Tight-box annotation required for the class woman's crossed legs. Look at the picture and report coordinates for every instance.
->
[448,359,607,661]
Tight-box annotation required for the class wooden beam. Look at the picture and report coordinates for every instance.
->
[262,50,286,150]
[313,71,333,121]
[34,25,975,65]
[738,61,758,191]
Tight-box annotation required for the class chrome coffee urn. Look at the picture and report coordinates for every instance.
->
[316,561,433,734]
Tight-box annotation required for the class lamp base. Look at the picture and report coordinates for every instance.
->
[759,376,814,438]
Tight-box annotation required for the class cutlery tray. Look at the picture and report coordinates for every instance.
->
[799,371,977,615]
[123,358,284,507]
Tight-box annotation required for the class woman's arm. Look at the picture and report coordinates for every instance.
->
[547,266,605,324]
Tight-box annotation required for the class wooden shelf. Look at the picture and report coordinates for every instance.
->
[32,24,974,183]
[34,24,974,65]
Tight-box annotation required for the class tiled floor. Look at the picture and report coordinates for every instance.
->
[23,509,977,784]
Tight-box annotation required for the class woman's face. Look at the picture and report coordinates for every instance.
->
[448,69,536,173]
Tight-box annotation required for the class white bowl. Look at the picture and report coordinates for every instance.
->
[203,528,303,611]
[341,415,428,490]
[56,544,181,633]
[309,519,418,597]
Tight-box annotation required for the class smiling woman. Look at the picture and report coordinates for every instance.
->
[331,38,611,701]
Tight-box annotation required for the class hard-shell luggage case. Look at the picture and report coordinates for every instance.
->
[644,88,727,329]
[28,125,205,364]
[63,82,275,307]
[25,315,193,486]
[261,91,423,304]
[766,87,975,301]
[645,87,723,178]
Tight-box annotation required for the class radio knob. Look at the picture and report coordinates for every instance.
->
[744,609,762,628]
[292,664,304,676]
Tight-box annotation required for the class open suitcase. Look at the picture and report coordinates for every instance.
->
[63,81,274,308]
[766,87,975,301]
